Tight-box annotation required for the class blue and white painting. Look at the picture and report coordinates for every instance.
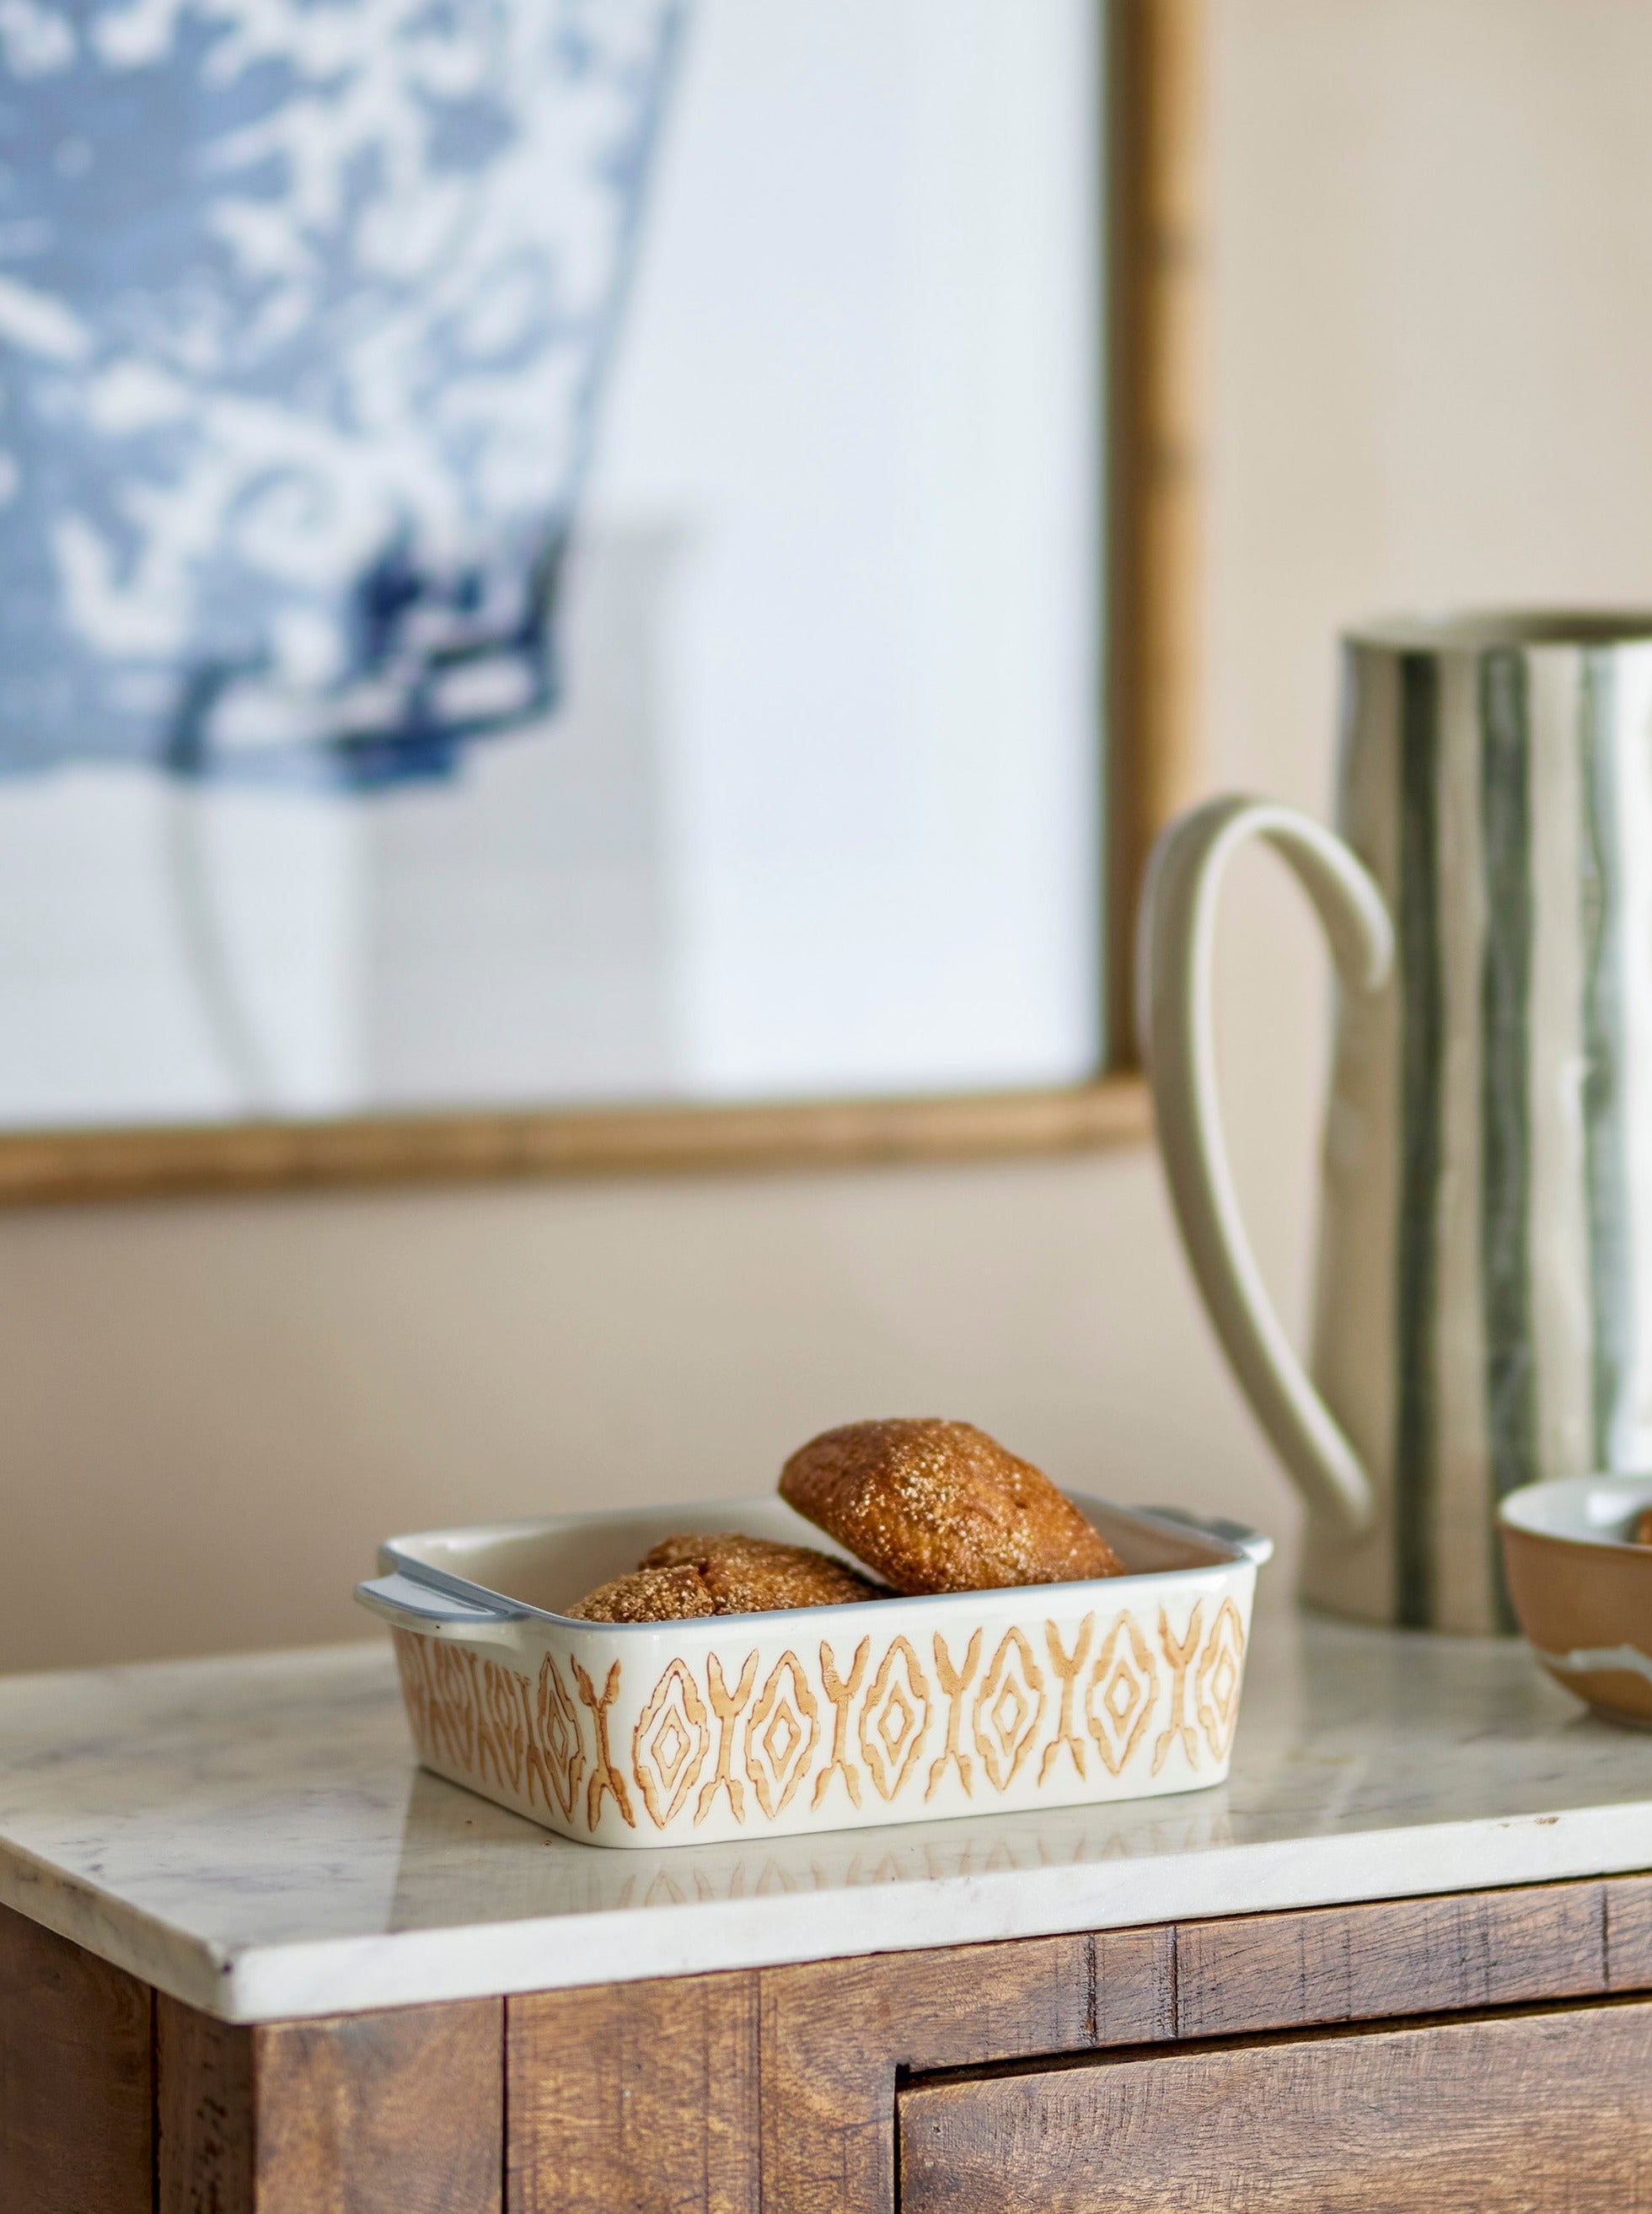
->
[0,0,683,789]
[0,0,1104,1135]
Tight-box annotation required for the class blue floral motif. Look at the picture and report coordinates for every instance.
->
[0,0,683,788]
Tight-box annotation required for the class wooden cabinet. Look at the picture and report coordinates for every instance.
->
[900,2002,1652,2212]
[4,1877,1651,2212]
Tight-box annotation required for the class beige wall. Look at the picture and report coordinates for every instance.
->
[6,0,1652,1672]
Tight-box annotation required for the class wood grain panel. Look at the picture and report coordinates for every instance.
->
[899,2000,1652,2213]
[158,1992,502,2213]
[258,2002,502,2214]
[507,1968,758,2214]
[759,1928,1168,2214]
[0,1903,153,2214]
[1606,1873,1652,1991]
[157,1998,258,2213]
[1174,1880,1608,2040]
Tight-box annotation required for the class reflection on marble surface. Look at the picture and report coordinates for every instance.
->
[387,1766,1242,1929]
[0,1609,1647,2020]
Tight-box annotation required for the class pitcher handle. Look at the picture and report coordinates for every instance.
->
[1138,796,1394,1536]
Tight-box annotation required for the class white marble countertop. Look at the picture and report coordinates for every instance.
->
[0,1607,1648,2023]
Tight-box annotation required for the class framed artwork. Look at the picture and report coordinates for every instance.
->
[0,0,1203,1201]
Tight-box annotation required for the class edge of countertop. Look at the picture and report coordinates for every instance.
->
[3,1798,1649,2023]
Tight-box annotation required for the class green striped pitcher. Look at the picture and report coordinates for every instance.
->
[1141,613,1652,1633]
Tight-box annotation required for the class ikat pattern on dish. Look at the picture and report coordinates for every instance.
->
[393,1598,1248,1837]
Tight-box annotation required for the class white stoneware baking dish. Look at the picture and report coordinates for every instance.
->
[357,1494,1271,1848]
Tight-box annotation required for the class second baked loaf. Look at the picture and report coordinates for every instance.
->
[566,1533,883,1620]
[639,1531,883,1611]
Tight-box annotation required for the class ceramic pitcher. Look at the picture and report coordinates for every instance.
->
[1141,613,1652,1633]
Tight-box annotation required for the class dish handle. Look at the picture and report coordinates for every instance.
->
[355,1572,525,1645]
[1130,1505,1275,1567]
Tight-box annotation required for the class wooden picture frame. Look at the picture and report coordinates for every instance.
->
[0,0,1204,1207]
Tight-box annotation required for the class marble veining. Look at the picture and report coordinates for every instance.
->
[0,1606,1649,2022]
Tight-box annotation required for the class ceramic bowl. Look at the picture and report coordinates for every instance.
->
[1498,1475,1652,1727]
[357,1492,1271,1847]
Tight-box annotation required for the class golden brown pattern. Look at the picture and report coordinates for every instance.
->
[1152,1604,1203,1777]
[393,1595,1246,1838]
[971,1627,1047,1790]
[697,1651,759,1824]
[476,1654,533,1800]
[927,1629,984,1799]
[573,1658,636,1830]
[632,1658,710,1827]
[743,1652,820,1819]
[1195,1598,1247,1763]
[859,1635,932,1800]
[1039,1615,1094,1783]
[536,1652,586,1823]
[394,1631,593,1825]
[813,1637,870,1811]
[1084,1612,1158,1776]
[395,1632,476,1773]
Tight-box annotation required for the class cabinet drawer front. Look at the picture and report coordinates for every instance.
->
[898,2001,1652,2212]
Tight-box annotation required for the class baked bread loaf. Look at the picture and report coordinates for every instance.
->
[566,1564,720,1622]
[639,1531,882,1610]
[779,1417,1124,1594]
[566,1533,882,1621]
[1633,1506,1652,1547]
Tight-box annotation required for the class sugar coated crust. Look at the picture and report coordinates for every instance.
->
[778,1417,1124,1594]
[639,1531,883,1611]
[566,1563,721,1622]
[566,1534,883,1621]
